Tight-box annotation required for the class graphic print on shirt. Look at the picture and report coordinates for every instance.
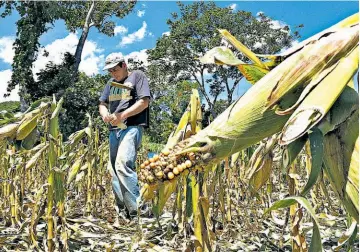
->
[109,86,133,102]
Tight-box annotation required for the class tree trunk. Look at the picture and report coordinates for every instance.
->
[19,86,29,112]
[227,94,232,107]
[73,1,95,74]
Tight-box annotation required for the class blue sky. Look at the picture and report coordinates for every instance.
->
[0,1,358,101]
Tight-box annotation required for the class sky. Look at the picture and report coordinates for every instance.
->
[0,1,358,102]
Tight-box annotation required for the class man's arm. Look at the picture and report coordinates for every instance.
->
[110,97,149,126]
[99,102,111,123]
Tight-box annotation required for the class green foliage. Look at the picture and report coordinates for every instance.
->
[60,73,108,140]
[6,2,63,102]
[127,58,201,144]
[31,53,77,100]
[148,1,298,116]
[4,1,136,105]
[60,1,136,36]
[0,101,21,113]
[148,70,199,144]
[141,134,164,154]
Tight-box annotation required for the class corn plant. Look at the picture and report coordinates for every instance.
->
[138,13,359,251]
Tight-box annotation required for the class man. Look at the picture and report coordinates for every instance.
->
[99,53,150,220]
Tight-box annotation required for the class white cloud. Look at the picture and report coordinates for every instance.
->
[0,69,19,102]
[79,55,104,75]
[162,31,170,37]
[255,11,288,32]
[33,33,104,77]
[270,20,287,29]
[114,25,128,36]
[0,37,15,64]
[119,21,147,47]
[125,49,148,66]
[229,4,237,11]
[278,39,300,54]
[137,10,145,18]
[33,33,78,75]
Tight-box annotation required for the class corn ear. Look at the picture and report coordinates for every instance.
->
[16,114,40,140]
[67,156,85,185]
[248,153,273,193]
[25,143,49,170]
[177,21,358,165]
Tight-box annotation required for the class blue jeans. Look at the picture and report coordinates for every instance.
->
[108,126,143,215]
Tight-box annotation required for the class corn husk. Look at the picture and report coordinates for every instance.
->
[179,22,358,164]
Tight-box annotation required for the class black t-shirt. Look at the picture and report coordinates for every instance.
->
[99,70,150,129]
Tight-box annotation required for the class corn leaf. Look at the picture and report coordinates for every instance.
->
[16,114,40,140]
[266,26,358,111]
[21,128,38,150]
[265,196,323,252]
[280,43,359,145]
[237,64,269,84]
[67,156,85,185]
[282,135,307,170]
[199,46,244,66]
[157,179,177,213]
[301,129,323,196]
[334,219,358,251]
[218,29,268,69]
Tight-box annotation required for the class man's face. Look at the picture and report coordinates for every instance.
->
[108,63,127,81]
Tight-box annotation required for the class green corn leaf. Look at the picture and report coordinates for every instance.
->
[301,128,323,196]
[21,128,38,150]
[237,64,269,84]
[282,135,307,171]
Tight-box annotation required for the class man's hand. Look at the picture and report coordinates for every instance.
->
[110,112,126,126]
[102,113,112,123]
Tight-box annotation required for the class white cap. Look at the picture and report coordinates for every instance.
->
[103,53,125,70]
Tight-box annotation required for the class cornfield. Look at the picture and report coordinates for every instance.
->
[0,13,359,251]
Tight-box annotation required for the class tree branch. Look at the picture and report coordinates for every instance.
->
[84,1,95,29]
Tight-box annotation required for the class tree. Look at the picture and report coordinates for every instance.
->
[31,52,76,100]
[2,1,63,110]
[128,58,200,144]
[1,1,136,109]
[59,1,136,74]
[148,2,299,117]
[60,73,109,139]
